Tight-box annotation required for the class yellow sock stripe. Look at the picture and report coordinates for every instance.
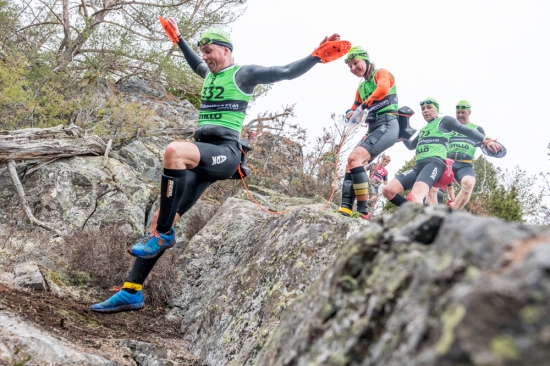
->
[353,182,369,190]
[338,207,353,216]
[122,282,143,291]
[355,189,369,196]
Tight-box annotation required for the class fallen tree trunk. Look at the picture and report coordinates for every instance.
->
[0,123,195,164]
[0,124,108,163]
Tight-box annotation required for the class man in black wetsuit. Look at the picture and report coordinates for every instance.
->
[91,19,340,312]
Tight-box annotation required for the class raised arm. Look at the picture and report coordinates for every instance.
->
[167,17,209,78]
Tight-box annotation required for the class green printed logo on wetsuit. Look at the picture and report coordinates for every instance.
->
[358,69,398,121]
[447,123,478,159]
[416,117,450,161]
[198,65,251,133]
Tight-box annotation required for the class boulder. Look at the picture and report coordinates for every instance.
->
[120,339,172,366]
[13,262,45,291]
[253,204,550,366]
[0,156,152,235]
[167,191,362,365]
[0,310,113,365]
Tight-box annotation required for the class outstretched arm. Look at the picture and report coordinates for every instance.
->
[440,116,485,141]
[236,56,321,94]
[236,34,341,94]
[440,116,501,154]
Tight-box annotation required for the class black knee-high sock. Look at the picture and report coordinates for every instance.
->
[340,173,356,210]
[122,250,166,293]
[156,169,187,234]
[389,194,407,207]
[350,167,369,214]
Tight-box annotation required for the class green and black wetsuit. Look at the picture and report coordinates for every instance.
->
[126,35,323,286]
[395,116,486,194]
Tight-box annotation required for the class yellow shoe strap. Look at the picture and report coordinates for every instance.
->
[122,282,143,291]
[338,207,353,216]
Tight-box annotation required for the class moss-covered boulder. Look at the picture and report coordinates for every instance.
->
[167,192,363,366]
[254,204,550,366]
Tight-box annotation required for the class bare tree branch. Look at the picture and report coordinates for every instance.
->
[6,160,65,237]
[17,21,63,32]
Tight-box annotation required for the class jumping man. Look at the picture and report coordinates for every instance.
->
[91,19,340,312]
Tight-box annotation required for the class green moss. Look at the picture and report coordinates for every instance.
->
[48,270,65,286]
[268,282,280,296]
[351,317,369,335]
[338,275,357,291]
[531,290,545,303]
[327,351,348,365]
[222,330,232,344]
[436,304,466,355]
[464,266,480,281]
[520,306,540,324]
[490,335,519,360]
[435,253,453,272]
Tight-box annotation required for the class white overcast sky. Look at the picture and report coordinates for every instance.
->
[228,0,550,182]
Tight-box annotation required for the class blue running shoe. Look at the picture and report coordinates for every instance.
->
[90,290,145,313]
[129,228,176,259]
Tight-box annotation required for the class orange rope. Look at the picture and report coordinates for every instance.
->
[237,165,291,215]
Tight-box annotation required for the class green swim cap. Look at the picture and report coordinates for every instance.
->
[420,97,439,112]
[197,28,233,51]
[345,46,370,64]
[456,100,471,110]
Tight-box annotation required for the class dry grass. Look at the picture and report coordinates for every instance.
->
[63,225,180,306]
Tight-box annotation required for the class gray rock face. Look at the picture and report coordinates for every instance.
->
[246,132,303,194]
[13,262,46,291]
[118,136,173,182]
[0,156,152,235]
[167,195,362,366]
[253,204,550,366]
[120,339,172,366]
[117,77,166,98]
[0,311,114,365]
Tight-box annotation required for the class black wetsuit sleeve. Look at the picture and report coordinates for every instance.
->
[176,36,209,79]
[235,55,320,95]
[440,116,486,143]
[403,135,419,150]
[477,126,486,135]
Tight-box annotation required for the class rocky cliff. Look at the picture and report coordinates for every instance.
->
[1,80,549,365]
